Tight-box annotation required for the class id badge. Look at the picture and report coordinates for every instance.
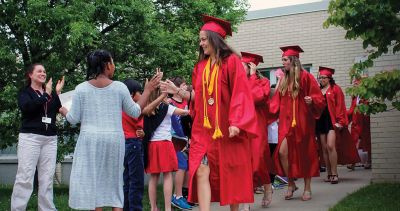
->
[42,117,52,124]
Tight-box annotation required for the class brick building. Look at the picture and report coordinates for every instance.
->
[227,0,400,182]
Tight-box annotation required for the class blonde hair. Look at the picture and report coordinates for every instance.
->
[146,88,162,114]
[278,56,302,98]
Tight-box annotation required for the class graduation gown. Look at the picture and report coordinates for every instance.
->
[325,85,360,164]
[188,54,258,205]
[347,97,371,154]
[248,75,272,186]
[269,70,325,178]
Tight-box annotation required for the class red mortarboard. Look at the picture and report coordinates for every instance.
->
[319,66,335,78]
[241,52,264,66]
[201,14,232,39]
[280,45,304,58]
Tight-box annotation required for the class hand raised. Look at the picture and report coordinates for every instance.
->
[160,79,179,94]
[249,62,257,75]
[56,76,65,95]
[144,68,163,92]
[45,78,53,94]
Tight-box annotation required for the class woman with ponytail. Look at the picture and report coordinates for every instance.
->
[59,50,161,210]
[161,15,258,211]
[269,46,325,201]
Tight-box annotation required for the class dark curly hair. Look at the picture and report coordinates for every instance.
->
[86,50,113,80]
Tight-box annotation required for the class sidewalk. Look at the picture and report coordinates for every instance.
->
[191,166,371,211]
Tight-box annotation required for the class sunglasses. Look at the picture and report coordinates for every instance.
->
[318,76,329,80]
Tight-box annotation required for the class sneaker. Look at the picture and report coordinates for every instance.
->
[276,175,288,184]
[172,195,192,210]
[183,194,198,207]
[272,183,286,190]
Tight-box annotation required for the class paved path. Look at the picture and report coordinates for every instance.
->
[191,166,371,211]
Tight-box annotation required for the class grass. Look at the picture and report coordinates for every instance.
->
[330,183,400,211]
[0,185,166,211]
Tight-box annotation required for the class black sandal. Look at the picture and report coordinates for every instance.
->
[330,175,339,184]
[324,175,332,182]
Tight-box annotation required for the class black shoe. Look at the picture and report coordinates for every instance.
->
[187,202,198,207]
[320,166,326,172]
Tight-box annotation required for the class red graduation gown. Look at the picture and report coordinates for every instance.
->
[269,70,325,178]
[188,54,258,205]
[248,75,272,186]
[325,85,360,164]
[347,97,371,154]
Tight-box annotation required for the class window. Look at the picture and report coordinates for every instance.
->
[259,64,312,86]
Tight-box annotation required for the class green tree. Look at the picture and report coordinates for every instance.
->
[324,0,400,114]
[0,0,248,159]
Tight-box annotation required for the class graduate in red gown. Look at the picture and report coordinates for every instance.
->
[269,46,325,201]
[347,78,372,169]
[241,52,273,208]
[160,15,258,211]
[316,67,360,184]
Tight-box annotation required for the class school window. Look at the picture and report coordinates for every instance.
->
[259,64,312,86]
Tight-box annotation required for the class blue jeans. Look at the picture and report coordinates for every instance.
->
[123,138,144,211]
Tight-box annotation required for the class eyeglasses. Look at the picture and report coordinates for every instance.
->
[318,76,329,80]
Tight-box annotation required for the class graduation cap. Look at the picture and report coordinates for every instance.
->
[280,45,304,58]
[201,14,232,39]
[241,52,264,66]
[318,66,335,78]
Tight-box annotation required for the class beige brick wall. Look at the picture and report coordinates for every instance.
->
[228,10,400,182]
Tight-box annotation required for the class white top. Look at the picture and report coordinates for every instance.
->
[268,120,279,144]
[66,81,141,129]
[65,81,141,209]
[150,104,176,142]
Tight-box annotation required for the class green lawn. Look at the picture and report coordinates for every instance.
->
[0,185,165,211]
[330,183,400,211]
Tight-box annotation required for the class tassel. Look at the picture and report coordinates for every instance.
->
[203,116,212,129]
[291,119,297,127]
[291,98,297,127]
[212,127,223,139]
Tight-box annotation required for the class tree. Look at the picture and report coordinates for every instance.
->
[324,0,400,114]
[0,0,248,159]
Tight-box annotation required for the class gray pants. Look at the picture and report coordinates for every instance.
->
[11,133,57,211]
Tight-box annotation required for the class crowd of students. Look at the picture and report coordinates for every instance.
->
[10,14,371,211]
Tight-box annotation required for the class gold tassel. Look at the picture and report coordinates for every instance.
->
[203,116,212,129]
[291,99,297,127]
[291,119,297,127]
[212,127,223,139]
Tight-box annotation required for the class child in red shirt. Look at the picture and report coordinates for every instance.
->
[122,79,145,211]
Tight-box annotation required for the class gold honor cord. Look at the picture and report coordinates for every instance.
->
[291,99,297,127]
[202,58,223,139]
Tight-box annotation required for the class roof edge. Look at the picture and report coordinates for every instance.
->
[246,1,330,20]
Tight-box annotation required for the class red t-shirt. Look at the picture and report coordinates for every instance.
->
[122,112,144,139]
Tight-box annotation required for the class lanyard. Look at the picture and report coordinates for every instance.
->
[34,90,50,130]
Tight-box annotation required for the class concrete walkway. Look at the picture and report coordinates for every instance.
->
[191,166,371,211]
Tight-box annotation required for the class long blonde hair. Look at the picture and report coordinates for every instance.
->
[278,56,303,98]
